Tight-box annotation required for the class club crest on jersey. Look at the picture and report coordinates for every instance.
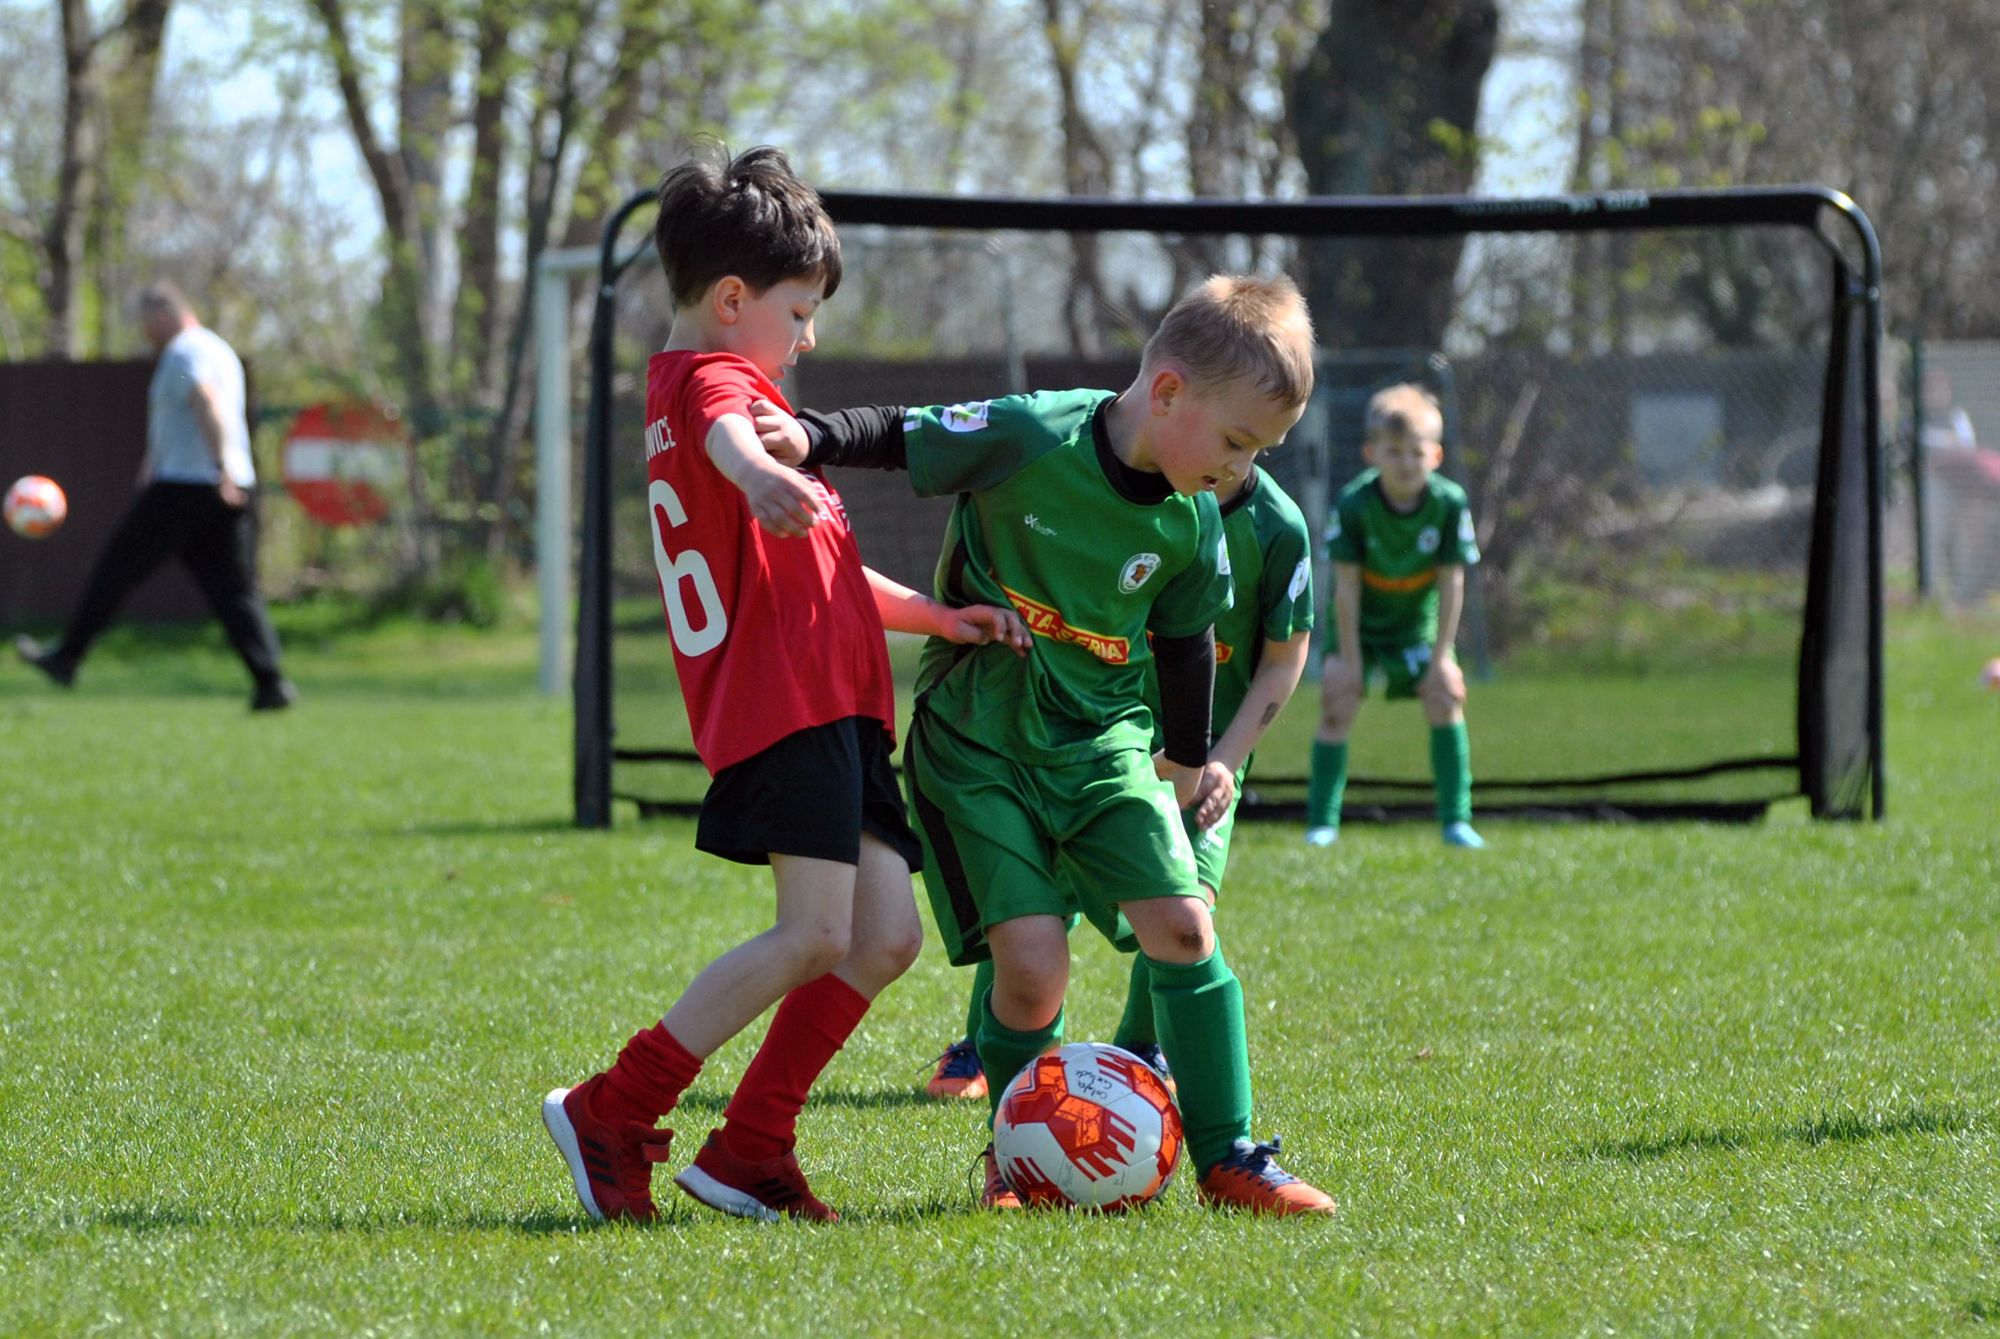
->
[1119,552,1162,593]
[1288,556,1310,602]
[940,401,993,433]
[1418,525,1441,554]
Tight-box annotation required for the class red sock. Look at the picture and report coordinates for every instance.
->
[594,1022,702,1126]
[720,974,870,1162]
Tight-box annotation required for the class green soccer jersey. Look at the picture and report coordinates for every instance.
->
[903,390,1234,766]
[1325,468,1479,646]
[1145,467,1314,741]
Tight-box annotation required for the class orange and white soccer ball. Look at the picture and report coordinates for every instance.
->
[992,1041,1183,1211]
[4,475,66,539]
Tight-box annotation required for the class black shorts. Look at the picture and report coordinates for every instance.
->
[696,715,922,869]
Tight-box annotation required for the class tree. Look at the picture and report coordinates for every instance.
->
[43,0,174,358]
[1289,0,1499,351]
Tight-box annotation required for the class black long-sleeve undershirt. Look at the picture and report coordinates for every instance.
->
[1151,626,1215,768]
[798,405,907,471]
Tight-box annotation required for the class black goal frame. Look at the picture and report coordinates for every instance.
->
[572,185,1885,830]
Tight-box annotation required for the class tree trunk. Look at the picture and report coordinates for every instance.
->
[1040,0,1112,357]
[1289,0,1499,351]
[46,0,103,359]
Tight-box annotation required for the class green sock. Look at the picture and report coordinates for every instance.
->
[1431,721,1472,826]
[975,990,1063,1124]
[963,958,995,1045]
[1147,946,1253,1176]
[1111,954,1156,1050]
[1305,740,1349,830]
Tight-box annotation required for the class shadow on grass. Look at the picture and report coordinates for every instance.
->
[1579,1104,1974,1163]
[93,1205,584,1236]
[385,816,581,839]
[91,1198,972,1233]
[674,1086,939,1116]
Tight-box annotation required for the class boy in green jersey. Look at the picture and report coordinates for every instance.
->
[759,275,1336,1214]
[1304,383,1485,848]
[923,462,1315,1103]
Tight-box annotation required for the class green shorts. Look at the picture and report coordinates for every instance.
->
[904,708,1202,967]
[1332,637,1434,700]
[1183,762,1247,898]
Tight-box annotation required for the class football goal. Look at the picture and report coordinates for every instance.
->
[568,186,1883,829]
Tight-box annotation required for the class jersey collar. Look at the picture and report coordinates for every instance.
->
[1219,464,1262,518]
[1092,399,1175,505]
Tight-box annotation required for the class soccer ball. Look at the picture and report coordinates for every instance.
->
[4,475,67,539]
[992,1042,1183,1211]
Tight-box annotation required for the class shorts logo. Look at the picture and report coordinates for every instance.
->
[1418,525,1441,554]
[1287,556,1310,602]
[1119,552,1162,593]
[1024,513,1057,536]
[940,401,993,433]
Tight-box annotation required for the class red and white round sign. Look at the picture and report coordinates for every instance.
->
[282,403,406,527]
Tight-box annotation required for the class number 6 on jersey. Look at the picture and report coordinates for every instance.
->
[649,478,728,656]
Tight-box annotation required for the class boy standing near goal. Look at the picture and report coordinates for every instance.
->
[542,144,1025,1224]
[1303,383,1484,848]
[922,460,1315,1101]
[765,275,1337,1215]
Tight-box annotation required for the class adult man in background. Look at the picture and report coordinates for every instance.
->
[16,282,295,710]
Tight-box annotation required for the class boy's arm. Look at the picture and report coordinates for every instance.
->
[1323,560,1364,697]
[1210,629,1313,777]
[705,414,824,537]
[1422,563,1468,703]
[1153,627,1223,814]
[865,566,1030,654]
[749,398,910,471]
[1433,563,1465,657]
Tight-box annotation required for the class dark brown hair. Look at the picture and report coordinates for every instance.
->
[653,143,842,306]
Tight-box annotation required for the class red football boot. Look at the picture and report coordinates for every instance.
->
[674,1130,839,1222]
[541,1076,675,1222]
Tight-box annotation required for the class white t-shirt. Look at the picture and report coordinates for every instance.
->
[147,325,255,487]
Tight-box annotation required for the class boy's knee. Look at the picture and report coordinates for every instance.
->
[876,916,924,977]
[1318,689,1358,731]
[781,917,851,979]
[1127,897,1216,964]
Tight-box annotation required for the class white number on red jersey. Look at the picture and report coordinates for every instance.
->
[649,479,728,657]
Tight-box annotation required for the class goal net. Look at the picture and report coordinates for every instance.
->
[573,187,1882,827]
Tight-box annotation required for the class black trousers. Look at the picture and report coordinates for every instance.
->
[56,482,283,684]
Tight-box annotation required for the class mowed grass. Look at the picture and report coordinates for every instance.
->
[1,602,1997,1335]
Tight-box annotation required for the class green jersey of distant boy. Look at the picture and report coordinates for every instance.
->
[1325,467,1479,648]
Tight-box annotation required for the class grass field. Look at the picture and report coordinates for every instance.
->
[2,601,1997,1335]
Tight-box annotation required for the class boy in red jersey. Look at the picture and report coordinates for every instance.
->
[542,144,1025,1224]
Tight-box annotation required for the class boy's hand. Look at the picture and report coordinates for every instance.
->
[750,398,810,466]
[1419,652,1466,711]
[738,458,824,537]
[935,602,1031,655]
[1189,761,1236,830]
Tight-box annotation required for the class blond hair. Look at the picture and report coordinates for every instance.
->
[1366,383,1443,444]
[1141,274,1315,408]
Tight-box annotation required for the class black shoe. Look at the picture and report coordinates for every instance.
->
[13,636,75,688]
[250,678,298,711]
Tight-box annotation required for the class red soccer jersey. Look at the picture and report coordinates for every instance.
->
[643,350,895,773]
